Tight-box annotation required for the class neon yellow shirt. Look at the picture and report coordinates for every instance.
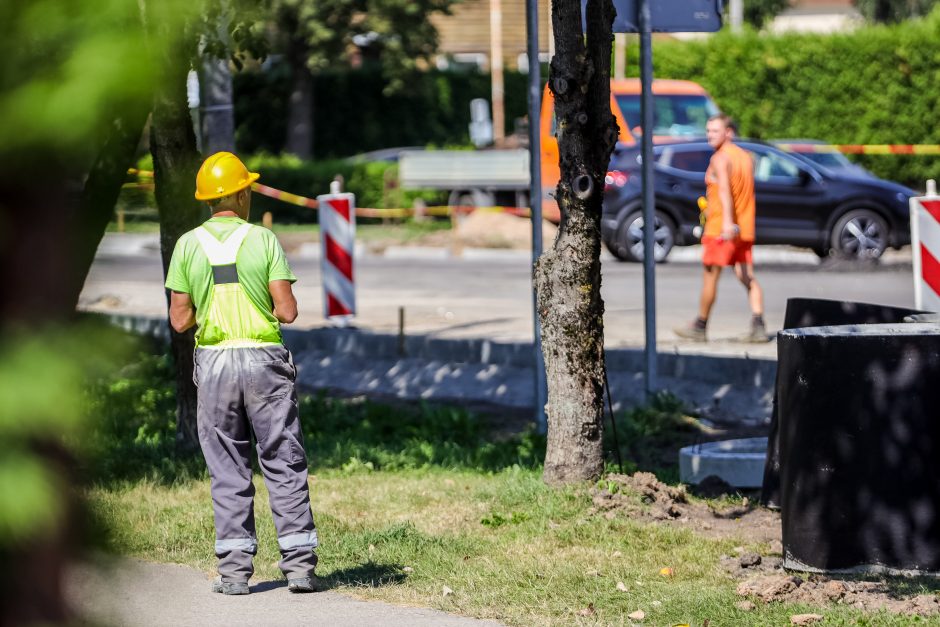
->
[165,217,296,346]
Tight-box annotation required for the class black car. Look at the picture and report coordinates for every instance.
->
[601,139,914,262]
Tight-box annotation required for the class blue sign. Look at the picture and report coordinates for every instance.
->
[581,0,723,33]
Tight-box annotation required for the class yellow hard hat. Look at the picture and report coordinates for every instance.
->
[195,152,260,201]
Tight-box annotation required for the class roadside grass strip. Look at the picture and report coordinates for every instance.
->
[87,469,926,626]
[82,347,936,626]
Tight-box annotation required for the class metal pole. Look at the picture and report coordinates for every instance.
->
[730,0,744,32]
[526,0,547,433]
[489,0,505,141]
[638,0,657,398]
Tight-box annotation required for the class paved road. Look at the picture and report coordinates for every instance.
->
[81,239,915,360]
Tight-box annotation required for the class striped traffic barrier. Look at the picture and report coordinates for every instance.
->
[910,180,940,312]
[317,184,357,322]
[776,143,940,155]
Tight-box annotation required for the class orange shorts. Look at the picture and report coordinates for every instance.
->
[701,236,753,267]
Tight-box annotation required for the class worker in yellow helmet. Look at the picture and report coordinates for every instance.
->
[165,152,318,595]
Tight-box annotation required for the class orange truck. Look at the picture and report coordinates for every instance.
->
[399,79,719,221]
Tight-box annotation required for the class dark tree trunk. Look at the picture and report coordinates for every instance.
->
[285,47,314,159]
[535,0,619,486]
[0,102,147,324]
[146,7,204,452]
[71,108,151,303]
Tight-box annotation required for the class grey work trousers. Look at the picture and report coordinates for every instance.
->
[195,344,318,583]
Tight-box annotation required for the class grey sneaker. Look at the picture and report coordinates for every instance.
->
[674,323,707,342]
[287,576,317,593]
[211,577,250,595]
[743,322,771,343]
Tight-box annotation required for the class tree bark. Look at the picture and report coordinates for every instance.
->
[535,0,618,486]
[0,101,147,325]
[71,108,151,305]
[146,7,204,452]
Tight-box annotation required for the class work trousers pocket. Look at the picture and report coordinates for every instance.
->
[249,360,296,401]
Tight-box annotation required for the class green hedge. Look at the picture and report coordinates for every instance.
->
[122,154,444,224]
[234,65,532,159]
[244,154,444,223]
[636,9,940,186]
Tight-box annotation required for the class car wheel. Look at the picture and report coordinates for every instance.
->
[830,209,889,260]
[613,210,676,263]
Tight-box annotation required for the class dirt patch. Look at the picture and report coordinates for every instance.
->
[591,472,780,544]
[593,472,940,618]
[451,210,558,249]
[274,232,314,254]
[737,575,940,617]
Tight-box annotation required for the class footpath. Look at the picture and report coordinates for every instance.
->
[67,558,504,627]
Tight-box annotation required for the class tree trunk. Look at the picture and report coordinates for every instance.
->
[0,101,146,324]
[285,52,314,159]
[535,0,618,486]
[71,108,151,305]
[147,9,204,452]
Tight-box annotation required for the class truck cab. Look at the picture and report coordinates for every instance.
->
[539,78,719,221]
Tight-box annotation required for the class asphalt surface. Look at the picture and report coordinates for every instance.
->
[82,235,916,360]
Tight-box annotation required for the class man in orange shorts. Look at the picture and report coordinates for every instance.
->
[675,114,769,343]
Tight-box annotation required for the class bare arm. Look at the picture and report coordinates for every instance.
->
[715,153,738,240]
[169,291,196,333]
[269,279,298,324]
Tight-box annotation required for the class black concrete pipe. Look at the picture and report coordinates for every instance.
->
[761,298,922,508]
[778,323,940,574]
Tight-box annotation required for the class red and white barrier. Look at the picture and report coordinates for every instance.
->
[317,183,356,323]
[910,180,940,311]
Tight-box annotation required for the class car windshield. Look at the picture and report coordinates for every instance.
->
[799,151,854,169]
[615,94,719,137]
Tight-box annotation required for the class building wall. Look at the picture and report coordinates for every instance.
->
[431,0,551,69]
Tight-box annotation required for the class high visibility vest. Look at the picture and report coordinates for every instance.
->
[193,223,280,347]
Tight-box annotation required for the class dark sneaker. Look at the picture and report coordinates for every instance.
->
[287,576,318,593]
[743,322,771,343]
[211,577,250,595]
[674,323,707,342]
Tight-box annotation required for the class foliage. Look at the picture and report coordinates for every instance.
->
[606,392,699,484]
[638,8,940,186]
[234,65,532,158]
[269,0,456,91]
[243,153,445,222]
[856,0,936,23]
[120,153,445,224]
[0,321,138,547]
[0,0,163,160]
[83,348,545,484]
[744,0,791,27]
[300,393,545,472]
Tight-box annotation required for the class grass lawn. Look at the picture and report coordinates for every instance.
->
[88,468,927,626]
[81,350,935,626]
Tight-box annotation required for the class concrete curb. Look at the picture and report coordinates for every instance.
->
[98,313,776,425]
[97,233,912,266]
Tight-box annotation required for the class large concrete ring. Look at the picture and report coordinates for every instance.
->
[679,437,768,488]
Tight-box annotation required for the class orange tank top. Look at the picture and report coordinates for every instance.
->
[704,142,756,241]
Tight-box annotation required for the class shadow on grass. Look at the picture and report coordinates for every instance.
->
[320,561,407,590]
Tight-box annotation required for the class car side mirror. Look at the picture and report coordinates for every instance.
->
[798,169,813,186]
